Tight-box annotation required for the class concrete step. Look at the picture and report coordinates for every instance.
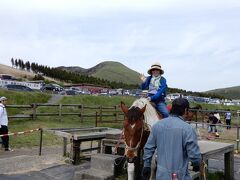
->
[75,168,114,180]
[0,154,64,174]
[90,153,125,175]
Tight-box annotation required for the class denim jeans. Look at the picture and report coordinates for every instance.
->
[156,102,169,118]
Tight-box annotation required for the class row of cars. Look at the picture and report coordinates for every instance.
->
[2,84,62,92]
[1,84,89,96]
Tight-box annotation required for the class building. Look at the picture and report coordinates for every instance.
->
[0,79,43,90]
[0,74,13,80]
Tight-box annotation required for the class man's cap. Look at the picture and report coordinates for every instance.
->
[0,96,7,101]
[172,98,189,109]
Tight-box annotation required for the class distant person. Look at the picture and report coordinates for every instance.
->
[139,62,169,118]
[0,96,13,151]
[207,112,219,139]
[142,98,201,179]
[225,110,232,129]
[214,112,221,122]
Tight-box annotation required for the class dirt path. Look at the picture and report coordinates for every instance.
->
[46,94,63,104]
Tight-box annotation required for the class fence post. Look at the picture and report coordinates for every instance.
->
[59,104,62,121]
[79,104,83,123]
[95,111,98,127]
[99,105,102,123]
[237,111,240,152]
[39,128,43,156]
[32,103,37,120]
[115,105,118,121]
[63,137,67,156]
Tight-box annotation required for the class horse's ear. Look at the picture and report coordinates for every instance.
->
[120,101,128,114]
[140,104,147,114]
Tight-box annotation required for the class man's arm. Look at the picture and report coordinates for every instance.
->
[185,127,202,168]
[143,129,157,167]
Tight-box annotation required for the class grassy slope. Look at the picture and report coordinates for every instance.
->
[206,86,240,99]
[90,61,141,84]
[0,63,64,83]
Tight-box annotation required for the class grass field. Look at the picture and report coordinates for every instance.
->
[6,94,136,148]
[1,89,239,150]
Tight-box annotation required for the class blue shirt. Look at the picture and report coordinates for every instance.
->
[141,76,167,103]
[143,115,201,180]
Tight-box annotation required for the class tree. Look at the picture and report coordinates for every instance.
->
[15,59,18,69]
[11,58,14,67]
[25,61,31,71]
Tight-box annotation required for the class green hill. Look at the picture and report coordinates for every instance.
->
[59,61,141,85]
[206,86,240,99]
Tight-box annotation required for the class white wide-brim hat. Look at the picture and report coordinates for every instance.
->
[0,96,7,101]
[147,62,164,75]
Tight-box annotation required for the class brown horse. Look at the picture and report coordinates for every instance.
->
[120,98,161,180]
[187,104,202,121]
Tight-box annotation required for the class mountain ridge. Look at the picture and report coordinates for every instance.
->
[58,61,141,85]
[206,86,240,99]
[1,62,239,99]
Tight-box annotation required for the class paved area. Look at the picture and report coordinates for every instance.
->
[0,146,90,180]
[0,146,240,180]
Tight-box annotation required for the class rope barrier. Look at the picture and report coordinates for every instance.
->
[0,128,40,137]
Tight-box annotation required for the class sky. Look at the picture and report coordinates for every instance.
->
[0,0,239,92]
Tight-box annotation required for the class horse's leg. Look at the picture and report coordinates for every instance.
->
[127,162,135,180]
[150,151,157,180]
[134,150,141,180]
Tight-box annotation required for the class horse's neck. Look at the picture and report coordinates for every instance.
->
[143,102,160,128]
[132,98,160,128]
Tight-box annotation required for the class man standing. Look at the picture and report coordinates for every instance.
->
[225,110,232,129]
[0,96,12,151]
[142,98,201,180]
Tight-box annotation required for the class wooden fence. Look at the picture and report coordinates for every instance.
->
[6,104,124,126]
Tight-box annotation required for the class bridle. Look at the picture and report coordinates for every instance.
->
[124,120,144,152]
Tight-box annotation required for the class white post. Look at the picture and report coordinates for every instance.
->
[127,163,135,180]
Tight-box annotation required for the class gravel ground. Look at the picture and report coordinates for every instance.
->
[1,146,240,180]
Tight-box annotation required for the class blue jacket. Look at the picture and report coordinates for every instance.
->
[141,76,167,103]
[143,115,201,180]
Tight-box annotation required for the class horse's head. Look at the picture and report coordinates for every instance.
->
[120,101,150,162]
[187,104,202,121]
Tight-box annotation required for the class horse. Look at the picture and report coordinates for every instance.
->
[187,104,202,121]
[120,98,161,180]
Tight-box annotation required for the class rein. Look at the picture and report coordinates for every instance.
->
[113,129,124,154]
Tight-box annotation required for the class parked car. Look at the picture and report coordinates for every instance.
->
[4,84,33,91]
[65,90,79,95]
[40,84,63,92]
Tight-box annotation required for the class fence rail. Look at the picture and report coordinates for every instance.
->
[6,103,124,125]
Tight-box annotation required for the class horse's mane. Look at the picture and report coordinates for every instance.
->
[127,106,142,124]
[130,98,160,128]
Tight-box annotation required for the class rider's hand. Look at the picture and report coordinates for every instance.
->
[139,73,146,82]
[192,165,200,172]
[142,166,151,179]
